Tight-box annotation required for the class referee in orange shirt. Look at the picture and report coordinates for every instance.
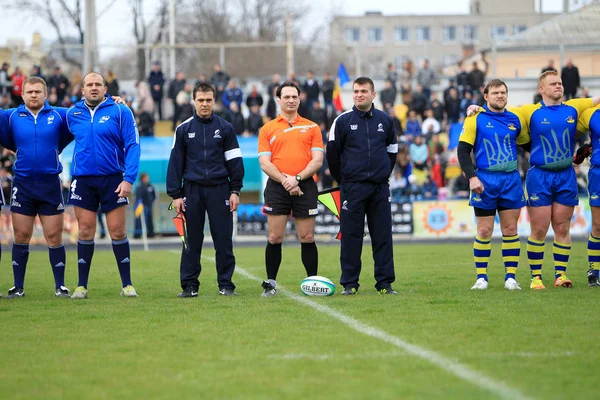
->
[257,81,324,297]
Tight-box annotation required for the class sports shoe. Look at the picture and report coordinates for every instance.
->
[530,276,545,290]
[587,267,600,287]
[55,286,71,298]
[177,286,198,298]
[554,274,573,288]
[219,288,238,296]
[120,285,138,297]
[71,286,88,299]
[378,287,398,295]
[261,281,276,297]
[7,287,25,298]
[504,278,521,290]
[341,287,357,295]
[471,278,488,290]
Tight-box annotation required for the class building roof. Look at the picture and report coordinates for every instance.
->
[495,2,600,50]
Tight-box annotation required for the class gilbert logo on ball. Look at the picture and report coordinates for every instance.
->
[300,276,336,296]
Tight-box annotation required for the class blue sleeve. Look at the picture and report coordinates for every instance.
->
[166,126,186,198]
[119,105,141,184]
[0,108,16,151]
[223,123,244,192]
[326,114,343,183]
[222,90,231,108]
[54,108,74,153]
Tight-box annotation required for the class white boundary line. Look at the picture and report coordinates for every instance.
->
[197,255,530,400]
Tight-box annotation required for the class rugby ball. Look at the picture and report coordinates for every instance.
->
[300,276,336,296]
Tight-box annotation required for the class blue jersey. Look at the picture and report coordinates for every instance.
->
[2,102,74,180]
[514,99,593,170]
[577,105,600,165]
[459,105,529,172]
[66,97,140,184]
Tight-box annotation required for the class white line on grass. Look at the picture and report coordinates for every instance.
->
[197,255,530,400]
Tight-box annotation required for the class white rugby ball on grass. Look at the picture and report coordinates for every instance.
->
[300,276,336,296]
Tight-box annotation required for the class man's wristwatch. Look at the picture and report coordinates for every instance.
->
[296,174,302,182]
[230,190,240,196]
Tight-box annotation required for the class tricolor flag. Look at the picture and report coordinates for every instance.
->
[317,187,342,240]
[134,200,144,218]
[333,63,350,112]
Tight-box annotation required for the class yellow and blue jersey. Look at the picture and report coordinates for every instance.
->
[459,105,529,172]
[577,105,600,165]
[513,98,593,170]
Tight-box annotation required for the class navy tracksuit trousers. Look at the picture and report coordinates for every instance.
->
[180,182,236,291]
[339,182,395,290]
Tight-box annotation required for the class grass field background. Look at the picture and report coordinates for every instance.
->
[0,241,598,399]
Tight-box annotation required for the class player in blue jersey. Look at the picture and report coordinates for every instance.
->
[458,79,530,290]
[66,72,140,299]
[576,105,600,286]
[510,71,600,289]
[0,77,73,298]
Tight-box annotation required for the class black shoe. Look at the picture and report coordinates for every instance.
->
[219,288,238,296]
[178,286,198,298]
[588,267,600,287]
[341,287,357,295]
[54,286,71,298]
[261,281,276,297]
[7,287,25,298]
[378,287,398,295]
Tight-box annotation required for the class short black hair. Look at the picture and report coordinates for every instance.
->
[353,77,375,91]
[193,82,216,99]
[276,81,300,98]
[483,79,508,95]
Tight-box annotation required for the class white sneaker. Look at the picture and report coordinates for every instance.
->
[504,278,522,290]
[471,278,488,290]
[120,285,138,297]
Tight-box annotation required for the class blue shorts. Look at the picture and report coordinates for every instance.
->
[69,174,129,213]
[10,176,65,216]
[526,166,578,207]
[588,165,600,207]
[469,170,525,210]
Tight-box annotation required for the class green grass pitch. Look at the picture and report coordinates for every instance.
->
[0,241,598,399]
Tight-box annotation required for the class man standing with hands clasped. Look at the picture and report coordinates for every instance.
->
[327,77,398,295]
[167,83,244,298]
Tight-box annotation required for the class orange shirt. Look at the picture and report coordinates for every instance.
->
[258,114,324,176]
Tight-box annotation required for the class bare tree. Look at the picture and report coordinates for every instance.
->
[130,0,170,81]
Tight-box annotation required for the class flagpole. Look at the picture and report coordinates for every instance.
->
[141,209,149,252]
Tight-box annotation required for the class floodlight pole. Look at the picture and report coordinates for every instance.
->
[286,13,294,78]
[83,0,97,73]
[169,0,176,78]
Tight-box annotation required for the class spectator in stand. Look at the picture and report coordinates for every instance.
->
[31,65,44,80]
[456,62,469,96]
[47,67,69,103]
[399,60,413,88]
[168,71,186,130]
[266,74,280,120]
[453,173,470,199]
[473,91,484,107]
[213,101,232,124]
[136,80,155,136]
[148,61,166,121]
[10,67,26,107]
[210,63,230,102]
[298,92,309,117]
[405,110,421,141]
[400,82,412,107]
[416,59,436,100]
[195,73,209,86]
[386,106,404,142]
[410,84,428,119]
[389,169,406,202]
[467,61,485,95]
[0,63,10,97]
[379,79,397,109]
[302,71,320,106]
[541,59,557,74]
[421,109,441,137]
[246,84,264,109]
[175,82,194,124]
[409,134,428,171]
[309,100,327,128]
[405,174,423,201]
[106,70,120,97]
[443,78,457,105]
[429,93,445,124]
[561,59,580,100]
[386,63,398,89]
[246,105,263,136]
[47,87,59,106]
[321,72,334,118]
[422,175,438,200]
[581,87,591,98]
[287,71,301,87]
[459,91,474,118]
[222,80,243,109]
[229,102,245,135]
[0,94,10,109]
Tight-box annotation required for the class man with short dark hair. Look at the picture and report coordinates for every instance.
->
[167,83,244,297]
[327,77,398,295]
[47,67,70,102]
[148,61,166,120]
[67,72,140,299]
[258,81,324,297]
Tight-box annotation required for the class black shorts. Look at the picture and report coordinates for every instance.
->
[263,178,318,218]
[473,206,510,217]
